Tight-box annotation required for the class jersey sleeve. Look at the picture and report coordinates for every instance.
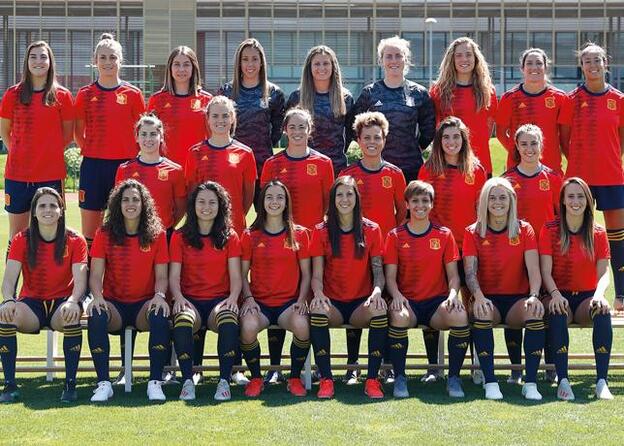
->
[90,229,107,259]
[146,94,156,112]
[227,232,242,258]
[240,230,252,261]
[132,89,147,118]
[74,89,86,121]
[322,159,335,204]
[58,89,75,121]
[538,225,553,256]
[7,231,26,263]
[523,222,538,251]
[184,151,198,188]
[462,228,478,257]
[169,232,183,263]
[0,87,16,119]
[383,231,399,265]
[394,169,407,217]
[114,164,125,185]
[550,173,563,218]
[352,86,372,117]
[243,150,258,185]
[285,90,299,111]
[296,228,311,260]
[418,91,436,150]
[595,229,611,260]
[558,93,573,126]
[344,92,356,146]
[172,166,187,198]
[368,224,384,258]
[71,235,88,264]
[270,88,286,147]
[259,158,273,187]
[154,232,170,264]
[417,166,431,182]
[444,231,460,264]
[495,94,513,150]
[309,226,325,257]
[487,87,498,119]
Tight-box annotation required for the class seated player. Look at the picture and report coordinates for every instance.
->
[0,188,87,403]
[384,181,469,398]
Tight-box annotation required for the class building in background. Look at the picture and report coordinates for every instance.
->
[0,0,622,97]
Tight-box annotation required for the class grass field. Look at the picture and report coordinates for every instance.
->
[1,141,623,445]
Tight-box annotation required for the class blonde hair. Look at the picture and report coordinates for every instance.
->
[231,38,268,102]
[475,177,520,239]
[300,45,347,119]
[206,95,237,136]
[377,36,412,76]
[559,177,596,259]
[353,111,389,139]
[94,32,123,62]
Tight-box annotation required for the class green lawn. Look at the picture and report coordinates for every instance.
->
[0,141,623,445]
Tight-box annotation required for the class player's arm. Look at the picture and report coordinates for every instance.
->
[495,124,513,154]
[87,258,107,316]
[74,119,86,149]
[239,259,259,316]
[384,263,407,311]
[524,248,544,318]
[149,263,169,317]
[619,126,624,158]
[242,177,255,215]
[0,260,21,323]
[62,120,74,147]
[310,255,329,307]
[559,125,570,158]
[463,254,491,319]
[0,118,12,151]
[169,262,191,314]
[225,256,243,310]
[591,259,611,314]
[540,254,567,315]
[69,262,87,303]
[444,260,463,312]
[365,255,386,311]
[173,195,186,226]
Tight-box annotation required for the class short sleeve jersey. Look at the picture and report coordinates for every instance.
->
[90,229,169,303]
[310,219,383,302]
[539,221,610,292]
[339,161,407,236]
[169,230,241,300]
[115,158,186,229]
[463,220,537,296]
[384,224,459,302]
[184,139,257,235]
[559,84,624,186]
[430,84,498,174]
[241,226,310,307]
[260,149,334,230]
[8,230,87,300]
[418,163,487,249]
[74,82,146,160]
[496,84,568,173]
[147,89,213,166]
[0,84,74,181]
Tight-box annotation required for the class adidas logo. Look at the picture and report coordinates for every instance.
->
[178,353,191,360]
[164,103,172,108]
[280,168,287,173]
[257,242,266,248]
[478,351,490,357]
[402,243,410,248]
[316,349,328,356]
[619,266,624,272]
[389,343,404,350]
[556,346,568,354]
[374,100,383,107]
[201,155,209,160]
[357,179,364,185]
[132,172,140,178]
[0,346,9,353]
[91,347,104,354]
[482,240,491,246]
[152,344,166,351]
[507,341,519,347]
[518,102,526,109]
[531,350,542,356]
[456,342,469,349]
[90,96,98,102]
[595,346,608,354]
[224,350,236,358]
[70,345,82,352]
[370,350,382,357]
[296,356,306,361]
[268,336,278,342]
[581,101,589,108]
[248,358,258,363]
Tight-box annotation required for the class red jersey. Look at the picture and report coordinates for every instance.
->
[169,230,241,300]
[430,84,497,174]
[310,219,383,302]
[559,85,624,186]
[8,230,87,300]
[74,82,146,160]
[418,163,487,249]
[539,221,610,292]
[260,149,334,230]
[185,139,257,235]
[339,161,407,236]
[147,89,212,166]
[496,84,568,173]
[115,157,186,229]
[90,229,169,303]
[0,84,74,181]
[463,220,537,296]
[241,226,310,307]
[504,165,561,236]
[384,223,459,302]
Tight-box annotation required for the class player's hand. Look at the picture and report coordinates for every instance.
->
[525,296,544,319]
[613,296,624,314]
[172,296,191,315]
[590,295,610,315]
[223,297,239,314]
[240,297,260,317]
[149,295,170,317]
[293,298,308,316]
[87,297,108,317]
[60,300,82,325]
[472,296,493,320]
[389,295,408,312]
[365,291,387,311]
[443,295,465,313]
[548,291,569,316]
[0,300,16,324]
[310,294,330,312]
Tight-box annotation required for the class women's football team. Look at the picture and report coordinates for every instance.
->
[0,33,622,403]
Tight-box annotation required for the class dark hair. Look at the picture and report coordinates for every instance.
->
[27,187,67,268]
[102,179,163,248]
[19,41,59,106]
[182,181,233,250]
[559,177,595,259]
[163,46,202,95]
[251,180,299,250]
[327,176,365,258]
[426,116,478,178]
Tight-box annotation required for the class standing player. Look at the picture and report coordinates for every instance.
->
[169,182,242,401]
[0,41,74,244]
[239,181,311,398]
[147,46,212,167]
[384,181,470,398]
[87,180,170,402]
[496,48,568,173]
[353,35,436,182]
[0,188,87,403]
[430,37,497,176]
[463,177,545,401]
[309,176,387,399]
[74,33,146,251]
[286,45,354,174]
[560,43,624,313]
[540,177,614,400]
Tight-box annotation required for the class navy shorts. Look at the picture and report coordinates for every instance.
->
[108,299,149,333]
[188,296,226,328]
[457,255,466,288]
[560,290,595,317]
[257,299,297,326]
[488,294,526,323]
[589,185,624,211]
[19,297,68,332]
[79,157,129,211]
[408,295,446,328]
[5,179,63,214]
[330,297,367,324]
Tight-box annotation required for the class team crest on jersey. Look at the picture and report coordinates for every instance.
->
[116,93,127,105]
[518,102,526,109]
[607,99,617,111]
[465,174,475,185]
[140,245,151,253]
[544,97,556,109]
[539,179,550,191]
[382,176,392,189]
[228,153,240,165]
[509,236,520,246]
[430,238,441,250]
[158,169,169,181]
[307,164,317,176]
[191,99,202,110]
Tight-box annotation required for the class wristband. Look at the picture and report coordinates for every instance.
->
[528,292,539,299]
[2,298,16,304]
[548,289,559,296]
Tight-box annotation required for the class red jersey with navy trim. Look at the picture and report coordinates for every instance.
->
[184,139,257,235]
[0,84,74,181]
[384,223,459,302]
[462,220,537,296]
[90,229,169,303]
[9,230,87,300]
[339,161,407,236]
[74,81,146,159]
[539,221,610,292]
[115,157,186,229]
[147,89,212,166]
[504,165,561,236]
[241,226,310,307]
[559,85,624,186]
[169,230,241,300]
[496,84,568,173]
[310,219,383,302]
[418,163,487,249]
[260,149,334,230]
